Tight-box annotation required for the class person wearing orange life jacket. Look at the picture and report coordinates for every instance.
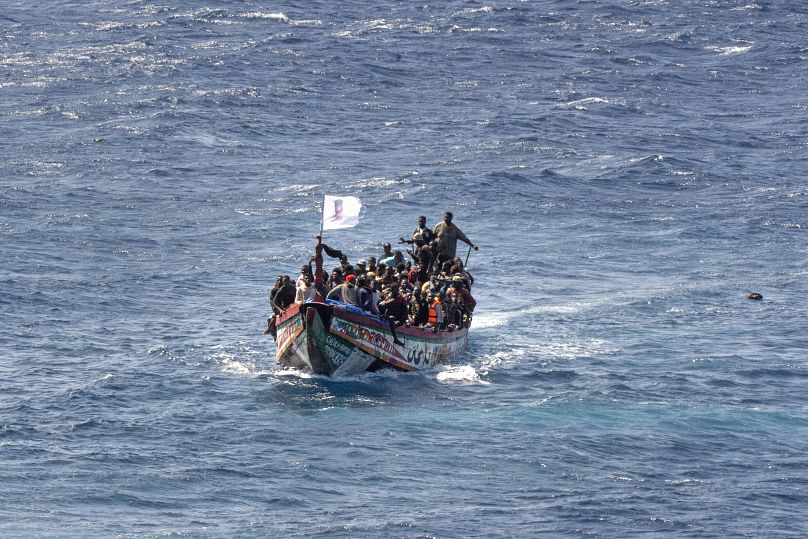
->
[426,292,444,330]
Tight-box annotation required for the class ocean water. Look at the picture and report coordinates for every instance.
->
[1,0,807,537]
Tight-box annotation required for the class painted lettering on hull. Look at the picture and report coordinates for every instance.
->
[330,316,406,365]
[406,343,454,368]
[275,317,304,362]
[329,314,467,370]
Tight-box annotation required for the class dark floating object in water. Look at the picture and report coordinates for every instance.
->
[747,292,763,300]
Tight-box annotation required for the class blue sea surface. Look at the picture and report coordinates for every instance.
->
[1,1,807,537]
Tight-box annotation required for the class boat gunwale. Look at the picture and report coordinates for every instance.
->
[276,301,468,342]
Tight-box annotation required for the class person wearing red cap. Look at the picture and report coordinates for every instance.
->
[326,273,358,305]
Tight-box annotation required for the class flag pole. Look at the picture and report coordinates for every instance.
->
[314,195,326,294]
[318,194,325,238]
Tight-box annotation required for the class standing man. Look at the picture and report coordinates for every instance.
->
[433,211,478,264]
[400,215,433,246]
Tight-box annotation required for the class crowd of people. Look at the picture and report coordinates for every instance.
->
[266,212,478,341]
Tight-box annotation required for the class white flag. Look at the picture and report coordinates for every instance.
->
[321,195,362,231]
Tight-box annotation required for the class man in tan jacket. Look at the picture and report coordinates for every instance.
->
[432,211,478,263]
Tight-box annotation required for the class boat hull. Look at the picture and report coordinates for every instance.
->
[274,302,468,375]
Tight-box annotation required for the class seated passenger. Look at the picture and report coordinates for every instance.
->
[447,276,476,327]
[425,292,444,331]
[327,274,358,305]
[295,274,315,304]
[356,275,379,315]
[296,264,313,288]
[380,287,408,326]
[269,275,283,315]
[272,275,297,313]
[380,250,405,268]
[379,287,406,346]
[451,257,474,289]
[408,287,429,326]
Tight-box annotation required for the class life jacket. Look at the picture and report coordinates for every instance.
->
[428,297,442,324]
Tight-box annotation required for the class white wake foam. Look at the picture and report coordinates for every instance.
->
[436,365,489,385]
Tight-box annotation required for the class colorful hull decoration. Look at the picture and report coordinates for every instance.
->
[274,302,469,376]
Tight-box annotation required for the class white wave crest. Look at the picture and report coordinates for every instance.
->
[557,97,609,110]
[706,44,753,55]
[436,365,489,385]
[240,12,289,23]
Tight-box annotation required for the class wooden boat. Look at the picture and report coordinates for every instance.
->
[274,300,469,375]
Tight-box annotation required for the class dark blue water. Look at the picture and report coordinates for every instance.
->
[2,1,807,537]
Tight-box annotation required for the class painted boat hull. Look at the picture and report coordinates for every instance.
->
[274,302,469,375]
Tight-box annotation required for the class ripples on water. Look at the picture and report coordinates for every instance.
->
[1,1,807,537]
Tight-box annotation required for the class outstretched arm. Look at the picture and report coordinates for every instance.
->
[455,226,478,250]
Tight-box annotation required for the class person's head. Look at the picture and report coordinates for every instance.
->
[356,259,366,269]
[356,275,367,287]
[275,275,283,285]
[383,242,392,254]
[418,215,426,227]
[303,274,312,285]
[452,275,463,287]
[368,256,377,269]
[413,233,424,247]
[345,274,356,287]
[453,257,463,268]
[301,264,310,274]
[443,211,453,225]
[282,275,291,285]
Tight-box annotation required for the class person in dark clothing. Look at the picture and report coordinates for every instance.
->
[272,275,297,313]
[408,287,429,326]
[355,275,379,314]
[379,287,407,345]
[268,275,283,315]
[264,275,284,336]
[399,215,433,246]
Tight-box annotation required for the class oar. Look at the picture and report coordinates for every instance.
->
[464,244,473,268]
